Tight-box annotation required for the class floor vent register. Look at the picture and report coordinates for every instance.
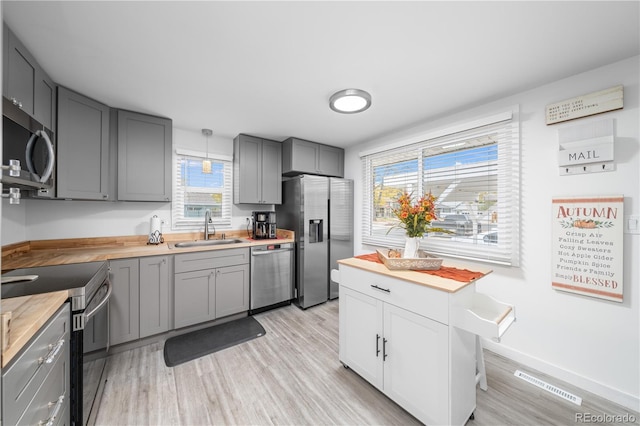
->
[514,370,582,405]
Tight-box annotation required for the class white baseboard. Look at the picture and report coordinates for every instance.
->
[482,339,640,412]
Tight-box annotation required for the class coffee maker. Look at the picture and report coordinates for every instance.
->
[252,211,277,239]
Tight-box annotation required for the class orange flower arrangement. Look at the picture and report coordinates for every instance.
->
[390,191,442,238]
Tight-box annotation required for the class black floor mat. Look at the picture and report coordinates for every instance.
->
[163,316,266,367]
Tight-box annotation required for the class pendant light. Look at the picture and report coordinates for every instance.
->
[202,128,212,174]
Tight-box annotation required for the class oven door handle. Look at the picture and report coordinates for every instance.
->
[84,278,112,321]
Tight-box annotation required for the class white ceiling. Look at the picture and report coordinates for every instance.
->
[3,1,639,148]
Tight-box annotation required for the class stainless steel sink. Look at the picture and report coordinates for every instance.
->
[173,239,245,248]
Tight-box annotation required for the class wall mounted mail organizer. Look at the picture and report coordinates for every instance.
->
[557,118,615,175]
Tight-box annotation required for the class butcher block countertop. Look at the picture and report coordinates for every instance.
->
[1,291,69,368]
[337,256,493,293]
[1,230,295,271]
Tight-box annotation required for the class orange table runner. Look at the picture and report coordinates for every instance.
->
[354,253,486,283]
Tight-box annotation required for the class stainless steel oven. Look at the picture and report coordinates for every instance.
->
[2,261,111,425]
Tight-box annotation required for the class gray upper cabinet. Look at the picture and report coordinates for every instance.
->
[3,24,56,130]
[233,134,282,204]
[117,110,172,202]
[139,255,172,339]
[282,137,344,177]
[57,86,111,200]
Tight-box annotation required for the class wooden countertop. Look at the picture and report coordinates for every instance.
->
[337,256,492,293]
[1,291,69,368]
[1,230,295,271]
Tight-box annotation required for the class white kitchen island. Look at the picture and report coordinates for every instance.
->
[335,255,515,426]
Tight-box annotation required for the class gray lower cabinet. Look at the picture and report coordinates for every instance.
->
[282,137,344,177]
[109,258,140,346]
[109,255,173,346]
[56,86,111,200]
[2,303,70,426]
[233,134,282,204]
[139,255,172,338]
[174,248,250,329]
[117,110,172,202]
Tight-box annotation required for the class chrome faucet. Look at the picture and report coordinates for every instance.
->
[204,210,216,240]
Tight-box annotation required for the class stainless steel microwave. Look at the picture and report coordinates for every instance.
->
[2,96,55,196]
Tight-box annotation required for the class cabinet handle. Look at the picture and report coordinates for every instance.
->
[39,395,65,426]
[376,334,380,357]
[371,284,390,293]
[38,339,65,365]
[383,338,388,361]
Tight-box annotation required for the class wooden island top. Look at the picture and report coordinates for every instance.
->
[338,254,493,293]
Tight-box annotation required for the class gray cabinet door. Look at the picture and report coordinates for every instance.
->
[109,259,140,346]
[35,73,56,132]
[4,26,36,116]
[286,138,318,175]
[317,144,344,177]
[3,24,56,129]
[57,86,111,200]
[234,134,282,204]
[174,269,216,329]
[117,110,172,202]
[215,264,250,318]
[234,134,262,204]
[260,139,282,204]
[139,255,172,338]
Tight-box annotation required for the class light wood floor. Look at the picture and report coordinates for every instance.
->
[96,300,638,425]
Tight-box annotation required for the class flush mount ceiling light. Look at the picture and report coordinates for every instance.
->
[202,128,213,174]
[329,89,372,114]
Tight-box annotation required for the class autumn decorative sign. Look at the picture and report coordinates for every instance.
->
[551,196,624,302]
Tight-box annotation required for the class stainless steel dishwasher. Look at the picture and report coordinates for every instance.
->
[250,242,294,314]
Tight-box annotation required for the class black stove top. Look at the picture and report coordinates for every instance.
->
[1,261,108,301]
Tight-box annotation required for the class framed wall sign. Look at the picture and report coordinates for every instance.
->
[551,195,624,302]
[546,85,623,125]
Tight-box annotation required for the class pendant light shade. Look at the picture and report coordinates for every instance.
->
[329,89,372,114]
[202,128,212,174]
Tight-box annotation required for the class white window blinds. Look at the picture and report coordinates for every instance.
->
[172,149,232,230]
[362,110,520,266]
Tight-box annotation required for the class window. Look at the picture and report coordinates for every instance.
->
[172,149,232,230]
[361,110,520,266]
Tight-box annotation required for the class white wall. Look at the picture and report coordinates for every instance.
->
[0,127,267,244]
[344,56,640,410]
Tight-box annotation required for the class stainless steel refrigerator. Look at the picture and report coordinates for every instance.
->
[276,175,353,309]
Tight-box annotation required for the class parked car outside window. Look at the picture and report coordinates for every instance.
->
[431,214,474,236]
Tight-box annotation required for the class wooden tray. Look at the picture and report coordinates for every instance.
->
[376,249,443,270]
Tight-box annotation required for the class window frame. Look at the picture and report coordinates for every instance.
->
[172,148,233,231]
[361,108,520,266]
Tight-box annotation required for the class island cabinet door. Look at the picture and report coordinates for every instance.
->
[382,303,449,426]
[338,287,384,389]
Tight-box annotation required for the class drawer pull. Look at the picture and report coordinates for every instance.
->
[39,339,65,365]
[371,284,390,293]
[39,395,65,426]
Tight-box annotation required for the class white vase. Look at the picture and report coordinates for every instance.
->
[403,236,420,258]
